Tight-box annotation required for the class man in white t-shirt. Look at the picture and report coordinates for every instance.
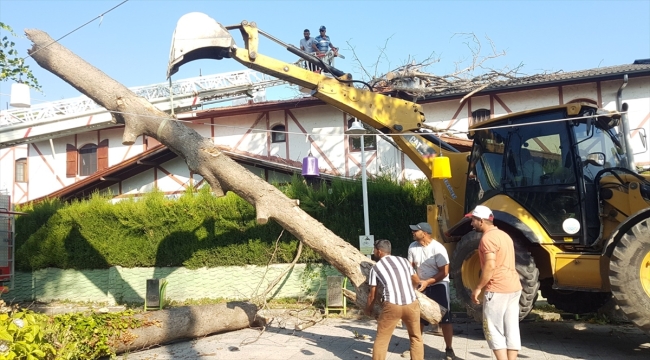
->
[408,222,456,360]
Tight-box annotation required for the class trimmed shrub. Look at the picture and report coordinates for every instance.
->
[15,176,432,270]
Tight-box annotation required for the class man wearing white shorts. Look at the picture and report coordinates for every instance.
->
[468,205,522,360]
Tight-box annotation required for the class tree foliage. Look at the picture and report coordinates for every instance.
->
[14,177,431,270]
[0,22,41,90]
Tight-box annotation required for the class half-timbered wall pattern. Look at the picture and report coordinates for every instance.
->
[0,75,648,204]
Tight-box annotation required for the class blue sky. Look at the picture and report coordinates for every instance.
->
[1,0,649,107]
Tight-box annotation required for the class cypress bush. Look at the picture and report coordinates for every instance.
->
[15,176,432,270]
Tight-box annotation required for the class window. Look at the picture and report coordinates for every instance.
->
[506,135,562,187]
[348,119,377,151]
[79,144,98,176]
[271,124,286,143]
[466,128,507,210]
[15,158,27,182]
[471,108,491,126]
[67,140,108,177]
[501,110,581,237]
[503,120,572,187]
[574,124,625,181]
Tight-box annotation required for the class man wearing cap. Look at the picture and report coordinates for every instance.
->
[407,222,455,360]
[468,205,522,360]
[365,239,424,360]
[312,25,338,56]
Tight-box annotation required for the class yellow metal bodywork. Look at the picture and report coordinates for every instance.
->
[468,103,584,133]
[641,251,650,298]
[600,174,650,240]
[460,247,482,291]
[479,195,607,291]
[554,253,603,289]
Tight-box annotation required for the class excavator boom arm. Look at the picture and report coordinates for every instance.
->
[167,14,469,238]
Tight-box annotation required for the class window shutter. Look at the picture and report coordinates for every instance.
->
[66,144,77,177]
[98,139,109,170]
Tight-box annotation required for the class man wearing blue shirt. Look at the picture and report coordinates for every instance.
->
[311,25,338,56]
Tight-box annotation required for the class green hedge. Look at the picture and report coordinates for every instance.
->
[15,176,432,271]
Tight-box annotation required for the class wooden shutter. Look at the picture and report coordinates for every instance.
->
[66,144,77,177]
[98,139,109,170]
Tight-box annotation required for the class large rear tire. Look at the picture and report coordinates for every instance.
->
[539,279,611,314]
[515,240,540,319]
[609,216,650,335]
[450,231,539,322]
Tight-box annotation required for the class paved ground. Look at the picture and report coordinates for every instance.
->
[117,314,650,360]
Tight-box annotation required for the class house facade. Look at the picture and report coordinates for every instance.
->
[1,61,648,204]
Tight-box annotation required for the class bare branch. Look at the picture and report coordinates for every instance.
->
[364,32,559,100]
[372,34,394,80]
[346,41,373,80]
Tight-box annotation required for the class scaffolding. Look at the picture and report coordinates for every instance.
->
[0,192,18,294]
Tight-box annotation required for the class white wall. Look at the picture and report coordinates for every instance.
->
[2,74,649,204]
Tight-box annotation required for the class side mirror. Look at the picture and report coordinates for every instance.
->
[585,152,605,167]
[586,117,595,137]
[630,127,648,153]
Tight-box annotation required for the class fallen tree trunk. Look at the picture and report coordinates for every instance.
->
[25,29,444,333]
[344,288,444,322]
[111,302,263,353]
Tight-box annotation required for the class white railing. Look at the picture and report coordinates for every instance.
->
[0,70,286,148]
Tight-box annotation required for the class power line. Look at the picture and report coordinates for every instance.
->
[24,0,130,61]
[98,108,629,138]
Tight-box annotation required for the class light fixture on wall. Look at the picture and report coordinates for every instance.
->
[9,82,31,108]
[301,151,320,177]
[346,119,366,135]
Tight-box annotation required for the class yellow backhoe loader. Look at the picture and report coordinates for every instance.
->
[167,13,650,335]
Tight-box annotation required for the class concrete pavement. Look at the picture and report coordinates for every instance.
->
[117,312,650,360]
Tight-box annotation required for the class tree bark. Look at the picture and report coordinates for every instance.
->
[111,302,264,353]
[25,29,444,327]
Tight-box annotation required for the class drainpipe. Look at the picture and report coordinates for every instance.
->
[49,138,56,160]
[616,74,636,171]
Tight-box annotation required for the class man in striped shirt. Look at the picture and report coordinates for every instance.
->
[365,239,424,360]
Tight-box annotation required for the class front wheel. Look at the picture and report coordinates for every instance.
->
[609,216,650,335]
[450,231,540,322]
